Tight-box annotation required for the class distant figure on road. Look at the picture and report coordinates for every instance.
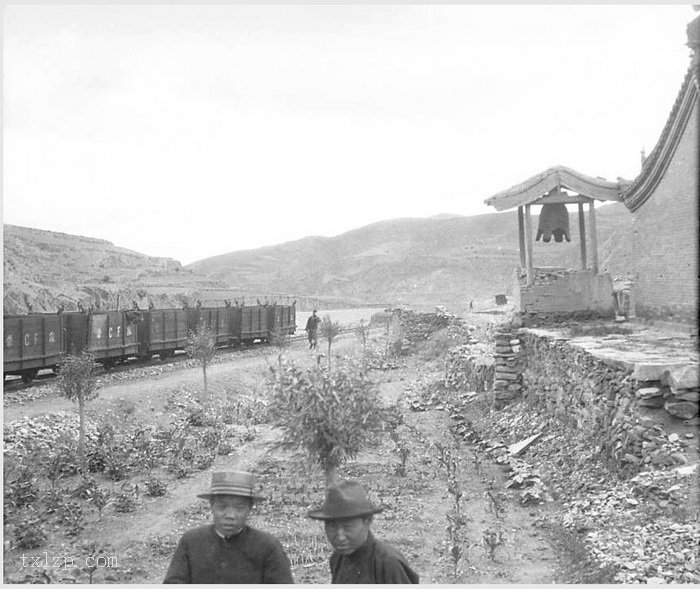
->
[305,310,321,350]
[469,300,474,311]
[308,480,419,584]
[163,471,294,584]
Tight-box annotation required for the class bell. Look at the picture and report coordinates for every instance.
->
[536,203,570,243]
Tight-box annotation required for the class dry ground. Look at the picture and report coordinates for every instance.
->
[4,330,564,584]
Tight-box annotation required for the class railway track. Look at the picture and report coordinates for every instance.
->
[3,325,372,393]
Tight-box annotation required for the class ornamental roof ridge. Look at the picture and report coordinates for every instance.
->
[621,64,698,213]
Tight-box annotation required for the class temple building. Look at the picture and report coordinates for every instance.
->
[620,14,699,329]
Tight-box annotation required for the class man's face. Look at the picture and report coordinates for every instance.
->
[210,495,252,537]
[324,517,371,555]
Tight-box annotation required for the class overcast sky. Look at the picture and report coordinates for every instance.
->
[3,4,695,265]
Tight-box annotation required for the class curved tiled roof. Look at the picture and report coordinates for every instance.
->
[621,65,698,212]
[483,165,629,212]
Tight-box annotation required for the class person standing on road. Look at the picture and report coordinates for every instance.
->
[163,471,294,584]
[308,479,419,584]
[305,310,321,350]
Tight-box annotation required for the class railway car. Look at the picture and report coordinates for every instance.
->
[186,306,239,346]
[240,305,269,342]
[3,313,63,383]
[267,303,296,338]
[4,301,297,384]
[62,310,139,368]
[136,308,188,360]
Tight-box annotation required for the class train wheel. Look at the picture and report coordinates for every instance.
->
[21,370,38,384]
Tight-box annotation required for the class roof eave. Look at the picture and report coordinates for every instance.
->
[484,165,626,212]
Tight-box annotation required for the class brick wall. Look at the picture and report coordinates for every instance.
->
[631,105,699,324]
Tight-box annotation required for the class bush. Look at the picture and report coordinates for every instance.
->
[72,475,99,499]
[4,459,39,509]
[144,477,168,497]
[43,430,81,481]
[13,506,48,548]
[267,357,389,485]
[55,499,84,537]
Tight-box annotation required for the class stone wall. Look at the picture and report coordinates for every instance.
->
[518,329,695,475]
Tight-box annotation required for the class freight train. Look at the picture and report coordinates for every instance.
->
[3,302,296,383]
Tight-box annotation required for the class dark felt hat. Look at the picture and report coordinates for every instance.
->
[307,480,383,520]
[197,471,264,501]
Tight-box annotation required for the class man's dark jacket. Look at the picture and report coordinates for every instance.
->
[305,315,321,332]
[163,524,293,584]
[329,532,419,584]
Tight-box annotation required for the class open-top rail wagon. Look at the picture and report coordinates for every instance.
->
[3,301,296,383]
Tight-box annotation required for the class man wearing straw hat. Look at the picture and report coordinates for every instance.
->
[164,471,294,583]
[308,479,419,584]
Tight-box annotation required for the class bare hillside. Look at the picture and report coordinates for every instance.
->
[4,203,634,314]
[2,225,224,314]
[187,203,634,308]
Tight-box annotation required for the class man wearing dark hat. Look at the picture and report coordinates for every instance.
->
[308,479,419,584]
[164,471,294,584]
[305,310,320,350]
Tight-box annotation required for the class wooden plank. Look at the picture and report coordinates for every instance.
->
[578,203,587,269]
[532,193,593,205]
[524,204,534,286]
[589,200,599,274]
[517,206,526,269]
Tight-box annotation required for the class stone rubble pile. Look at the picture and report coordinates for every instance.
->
[453,394,699,583]
[389,307,452,347]
[444,344,494,393]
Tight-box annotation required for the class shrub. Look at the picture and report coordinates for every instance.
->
[267,357,389,485]
[13,506,48,548]
[46,430,81,479]
[144,477,168,497]
[185,405,219,428]
[4,459,39,509]
[56,499,84,537]
[72,475,99,499]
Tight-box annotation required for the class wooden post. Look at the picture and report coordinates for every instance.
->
[517,206,526,269]
[577,203,587,269]
[524,204,534,286]
[588,200,598,274]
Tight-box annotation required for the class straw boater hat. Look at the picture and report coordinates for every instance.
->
[197,471,265,501]
[307,480,383,520]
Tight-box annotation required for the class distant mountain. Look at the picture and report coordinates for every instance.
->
[187,202,634,309]
[3,203,634,314]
